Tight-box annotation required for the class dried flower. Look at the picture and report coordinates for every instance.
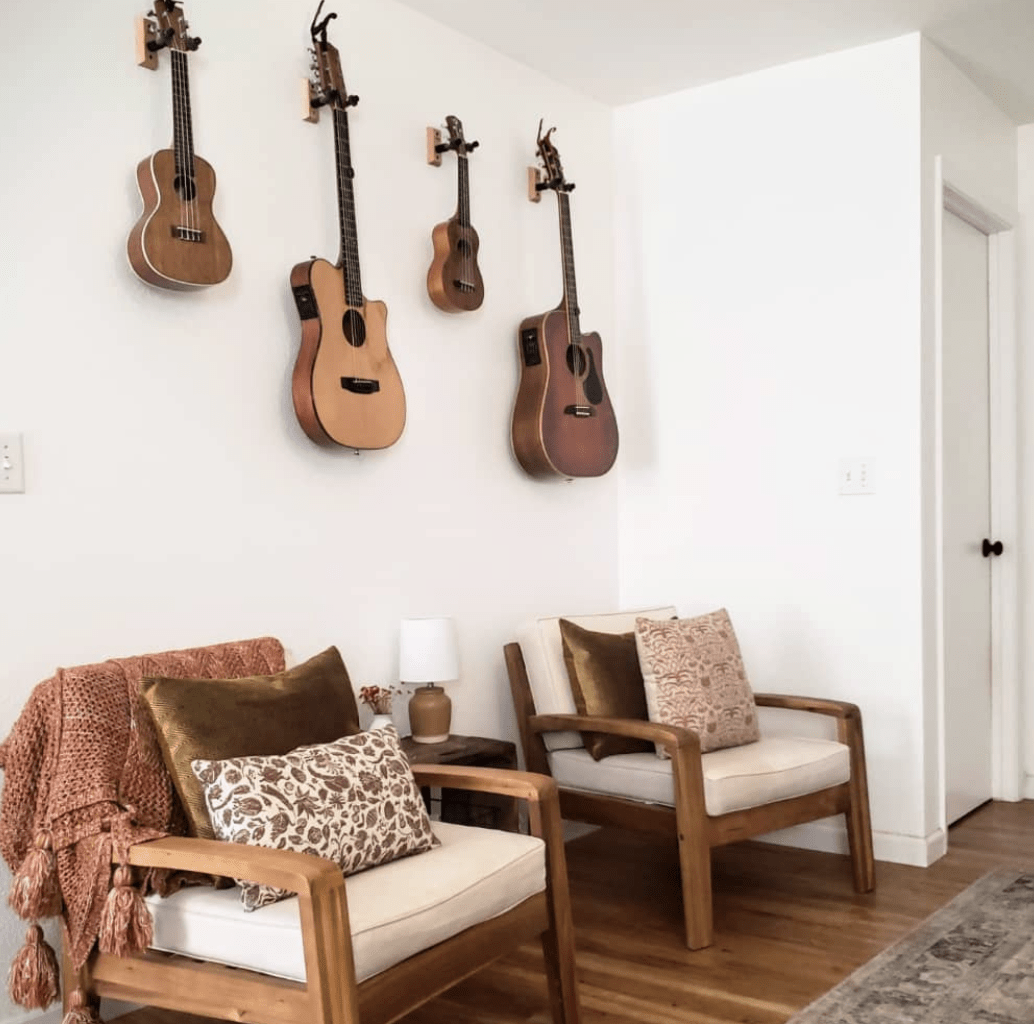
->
[358,685,403,714]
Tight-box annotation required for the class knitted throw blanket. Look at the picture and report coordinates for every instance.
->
[0,637,285,1011]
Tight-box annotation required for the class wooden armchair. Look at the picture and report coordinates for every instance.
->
[64,764,580,1024]
[504,607,875,950]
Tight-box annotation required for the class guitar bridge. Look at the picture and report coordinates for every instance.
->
[171,226,205,243]
[341,377,380,395]
[452,280,476,293]
[564,405,594,418]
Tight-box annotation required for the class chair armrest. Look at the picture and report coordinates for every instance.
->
[409,763,557,804]
[126,836,344,897]
[126,836,361,1019]
[529,713,701,758]
[753,693,860,720]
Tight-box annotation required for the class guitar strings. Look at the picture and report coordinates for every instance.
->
[335,103,359,393]
[559,189,581,409]
[171,45,184,236]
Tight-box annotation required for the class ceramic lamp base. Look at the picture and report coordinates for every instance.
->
[409,684,451,744]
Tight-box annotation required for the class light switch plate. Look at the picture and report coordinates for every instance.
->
[0,434,25,493]
[838,457,874,496]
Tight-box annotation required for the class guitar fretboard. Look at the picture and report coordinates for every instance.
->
[170,49,196,181]
[332,107,364,308]
[457,154,471,229]
[557,191,580,341]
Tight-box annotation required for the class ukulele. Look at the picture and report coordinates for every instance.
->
[290,3,406,451]
[127,0,232,290]
[427,116,484,313]
[511,124,619,479]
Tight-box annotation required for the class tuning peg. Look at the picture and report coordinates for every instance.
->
[467,140,480,151]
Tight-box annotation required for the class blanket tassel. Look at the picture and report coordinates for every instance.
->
[97,865,153,956]
[8,832,61,920]
[7,924,59,1009]
[62,988,103,1024]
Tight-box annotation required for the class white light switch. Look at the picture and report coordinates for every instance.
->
[0,434,25,493]
[838,457,874,496]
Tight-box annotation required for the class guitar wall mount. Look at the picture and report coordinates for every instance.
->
[427,126,480,167]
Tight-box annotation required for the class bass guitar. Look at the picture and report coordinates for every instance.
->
[127,0,232,290]
[290,3,406,451]
[511,123,619,479]
[427,116,484,312]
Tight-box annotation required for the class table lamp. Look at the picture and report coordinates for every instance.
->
[399,617,459,743]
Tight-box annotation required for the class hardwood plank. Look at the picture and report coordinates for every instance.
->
[115,800,1034,1024]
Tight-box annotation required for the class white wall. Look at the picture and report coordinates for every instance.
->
[614,36,932,863]
[0,0,617,1017]
[1019,124,1034,798]
[918,39,1019,834]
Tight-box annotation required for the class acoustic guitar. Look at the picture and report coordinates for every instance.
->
[127,0,232,290]
[427,116,484,313]
[511,124,619,479]
[290,4,406,451]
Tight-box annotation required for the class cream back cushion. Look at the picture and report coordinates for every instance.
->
[517,607,677,751]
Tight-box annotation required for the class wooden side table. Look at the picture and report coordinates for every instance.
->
[401,734,520,832]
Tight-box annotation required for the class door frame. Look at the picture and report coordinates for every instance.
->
[933,156,1020,831]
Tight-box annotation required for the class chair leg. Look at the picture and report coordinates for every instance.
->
[530,794,581,1024]
[540,926,580,1024]
[677,830,713,949]
[840,710,876,893]
[845,792,875,893]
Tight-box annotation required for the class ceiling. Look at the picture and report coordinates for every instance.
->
[395,0,1034,123]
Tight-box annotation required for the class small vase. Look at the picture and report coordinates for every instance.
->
[369,714,394,731]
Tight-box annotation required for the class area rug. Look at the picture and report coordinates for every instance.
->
[787,868,1034,1023]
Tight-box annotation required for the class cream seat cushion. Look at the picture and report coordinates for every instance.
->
[517,606,677,751]
[549,737,850,816]
[146,822,545,984]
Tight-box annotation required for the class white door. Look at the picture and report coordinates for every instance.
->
[942,210,994,826]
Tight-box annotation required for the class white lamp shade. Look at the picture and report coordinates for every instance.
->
[399,617,459,683]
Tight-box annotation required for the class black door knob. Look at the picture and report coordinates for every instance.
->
[982,539,1004,557]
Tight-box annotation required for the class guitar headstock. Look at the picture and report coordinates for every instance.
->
[445,115,479,157]
[536,121,574,193]
[308,2,357,112]
[149,0,200,53]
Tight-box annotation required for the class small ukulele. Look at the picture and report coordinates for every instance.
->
[290,3,406,451]
[511,123,619,479]
[127,0,232,290]
[427,116,484,313]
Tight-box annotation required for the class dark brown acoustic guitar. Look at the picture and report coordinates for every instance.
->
[127,0,232,290]
[427,116,484,313]
[290,4,406,451]
[511,123,619,479]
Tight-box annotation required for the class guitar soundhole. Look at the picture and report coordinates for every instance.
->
[456,238,471,256]
[173,174,197,202]
[565,345,587,376]
[342,309,366,348]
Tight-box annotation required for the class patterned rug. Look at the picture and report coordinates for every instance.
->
[787,869,1034,1023]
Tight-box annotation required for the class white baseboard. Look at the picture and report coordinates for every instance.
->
[1023,775,1034,800]
[5,998,139,1024]
[757,817,947,867]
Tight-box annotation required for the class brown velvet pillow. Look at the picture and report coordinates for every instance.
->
[559,619,653,760]
[141,646,361,840]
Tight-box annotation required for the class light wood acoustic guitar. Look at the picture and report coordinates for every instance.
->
[427,116,484,313]
[511,124,619,479]
[290,3,406,451]
[127,0,232,290]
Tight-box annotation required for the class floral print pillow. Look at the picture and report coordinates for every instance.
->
[192,725,438,910]
[634,610,761,757]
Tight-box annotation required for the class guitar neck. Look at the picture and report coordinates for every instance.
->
[169,49,196,178]
[557,192,580,340]
[332,106,364,307]
[457,154,471,228]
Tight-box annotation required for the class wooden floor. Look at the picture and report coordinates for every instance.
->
[120,800,1034,1024]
